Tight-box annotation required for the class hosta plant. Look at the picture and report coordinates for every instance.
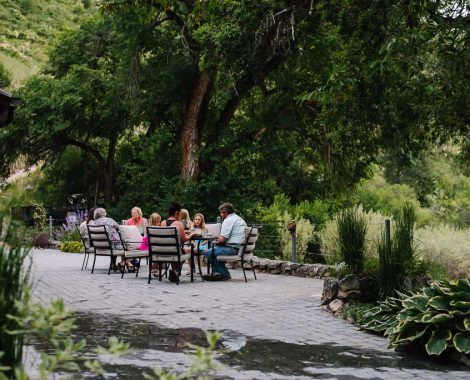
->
[362,279,470,357]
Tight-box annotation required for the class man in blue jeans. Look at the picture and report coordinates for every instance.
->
[203,202,247,281]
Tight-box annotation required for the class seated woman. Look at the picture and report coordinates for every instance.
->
[179,208,192,231]
[126,207,147,230]
[139,212,162,251]
[92,207,125,271]
[79,206,97,245]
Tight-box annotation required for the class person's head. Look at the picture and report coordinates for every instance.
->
[131,207,143,220]
[218,202,235,220]
[193,213,205,228]
[87,207,97,224]
[180,208,191,222]
[94,207,107,219]
[148,213,162,226]
[168,202,182,218]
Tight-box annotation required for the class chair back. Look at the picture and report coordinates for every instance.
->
[146,226,182,257]
[76,224,91,249]
[239,227,259,257]
[206,223,221,236]
[88,225,112,254]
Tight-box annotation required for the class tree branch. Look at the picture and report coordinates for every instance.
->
[64,138,105,167]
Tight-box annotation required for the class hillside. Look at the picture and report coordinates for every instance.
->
[0,0,96,87]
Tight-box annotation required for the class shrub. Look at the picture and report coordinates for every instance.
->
[378,204,417,299]
[60,241,83,253]
[336,207,367,274]
[341,303,375,325]
[279,212,315,262]
[320,205,388,263]
[0,215,30,374]
[32,203,47,231]
[0,62,12,88]
[362,279,470,357]
[416,225,470,279]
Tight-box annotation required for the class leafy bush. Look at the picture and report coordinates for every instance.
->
[362,279,470,357]
[416,225,470,279]
[378,204,417,299]
[336,207,367,274]
[341,303,375,325]
[60,241,83,253]
[32,203,47,231]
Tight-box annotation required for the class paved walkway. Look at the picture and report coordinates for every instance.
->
[30,250,468,379]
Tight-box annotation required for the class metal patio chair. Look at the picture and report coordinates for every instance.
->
[87,225,125,275]
[213,226,259,282]
[146,226,191,285]
[76,224,94,271]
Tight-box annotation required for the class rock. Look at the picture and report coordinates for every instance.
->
[316,265,329,278]
[337,290,362,300]
[268,260,282,269]
[328,299,344,314]
[296,265,307,277]
[281,262,292,273]
[321,277,339,305]
[339,274,360,292]
[259,259,270,270]
[305,265,318,278]
[34,233,49,249]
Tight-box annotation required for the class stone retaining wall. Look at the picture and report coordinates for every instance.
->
[228,256,331,279]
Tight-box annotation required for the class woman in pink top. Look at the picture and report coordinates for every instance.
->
[126,206,147,227]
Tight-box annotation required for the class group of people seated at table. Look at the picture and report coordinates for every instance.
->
[79,201,247,282]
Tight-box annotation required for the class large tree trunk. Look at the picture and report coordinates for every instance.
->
[180,71,211,181]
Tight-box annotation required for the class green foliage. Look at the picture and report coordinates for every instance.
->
[362,279,470,357]
[378,204,417,299]
[329,262,351,280]
[320,206,388,263]
[0,62,11,88]
[60,241,83,253]
[416,225,470,279]
[0,215,30,374]
[32,203,46,231]
[336,207,367,274]
[341,303,375,326]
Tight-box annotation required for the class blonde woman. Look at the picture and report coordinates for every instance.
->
[126,206,147,227]
[179,208,192,231]
[139,212,161,251]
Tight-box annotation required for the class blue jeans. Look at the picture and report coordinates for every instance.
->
[204,245,238,278]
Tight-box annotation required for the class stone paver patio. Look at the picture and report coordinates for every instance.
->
[29,250,468,379]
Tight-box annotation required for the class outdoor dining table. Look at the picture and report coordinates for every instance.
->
[187,234,219,280]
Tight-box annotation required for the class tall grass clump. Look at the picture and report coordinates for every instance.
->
[0,215,30,374]
[336,207,367,274]
[378,204,417,299]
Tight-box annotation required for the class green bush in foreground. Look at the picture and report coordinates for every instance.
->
[362,279,470,357]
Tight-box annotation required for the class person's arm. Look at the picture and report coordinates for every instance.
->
[217,235,226,244]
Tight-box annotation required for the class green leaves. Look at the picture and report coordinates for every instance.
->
[362,278,470,358]
[425,329,451,355]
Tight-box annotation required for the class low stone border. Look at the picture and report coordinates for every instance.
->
[228,256,331,279]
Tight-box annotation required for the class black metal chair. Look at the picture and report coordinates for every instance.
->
[87,225,125,275]
[146,226,191,285]
[76,224,94,271]
[214,226,259,282]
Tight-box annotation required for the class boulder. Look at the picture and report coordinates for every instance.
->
[337,290,362,300]
[259,259,270,270]
[339,274,360,292]
[328,299,344,314]
[305,265,318,278]
[316,264,329,278]
[34,233,49,249]
[268,260,282,269]
[321,277,339,305]
[281,262,292,273]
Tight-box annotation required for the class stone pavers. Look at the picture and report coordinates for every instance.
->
[30,250,468,379]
